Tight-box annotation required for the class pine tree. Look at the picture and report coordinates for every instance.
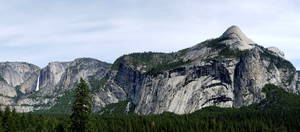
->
[70,78,92,132]
[3,106,12,132]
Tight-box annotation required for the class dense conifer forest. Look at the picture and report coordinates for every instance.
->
[0,84,299,132]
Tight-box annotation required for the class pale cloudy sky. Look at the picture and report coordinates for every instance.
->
[0,0,300,69]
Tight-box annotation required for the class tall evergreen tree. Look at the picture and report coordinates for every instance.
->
[70,78,92,132]
[2,106,13,132]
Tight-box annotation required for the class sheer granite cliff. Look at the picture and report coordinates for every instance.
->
[0,58,111,112]
[0,26,299,114]
[96,26,299,114]
[0,62,40,109]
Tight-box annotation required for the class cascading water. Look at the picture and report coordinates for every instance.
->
[36,75,40,91]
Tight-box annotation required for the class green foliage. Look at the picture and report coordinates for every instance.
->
[27,92,55,100]
[111,57,123,70]
[1,84,300,131]
[204,38,249,58]
[35,77,110,115]
[1,108,298,132]
[0,111,66,132]
[112,52,191,75]
[90,77,108,91]
[219,47,249,58]
[2,106,13,131]
[35,90,75,114]
[0,75,5,82]
[262,49,296,84]
[146,60,191,75]
[27,92,39,99]
[70,78,92,132]
[100,100,133,114]
[177,47,190,56]
[286,73,296,85]
[263,49,295,70]
[204,38,227,49]
[256,84,300,111]
[14,85,24,102]
[112,37,252,76]
[15,85,22,95]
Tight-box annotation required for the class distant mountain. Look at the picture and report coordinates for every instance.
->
[0,26,299,115]
[0,58,111,112]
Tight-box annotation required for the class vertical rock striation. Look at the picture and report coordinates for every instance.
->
[100,26,299,114]
[0,58,111,112]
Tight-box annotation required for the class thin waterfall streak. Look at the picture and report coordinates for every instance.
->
[36,76,40,91]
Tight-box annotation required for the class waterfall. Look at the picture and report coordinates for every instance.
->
[36,75,40,91]
[125,102,131,113]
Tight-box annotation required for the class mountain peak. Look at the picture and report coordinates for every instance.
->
[220,25,255,50]
[222,25,243,37]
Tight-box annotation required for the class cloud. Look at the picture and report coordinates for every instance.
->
[0,0,299,69]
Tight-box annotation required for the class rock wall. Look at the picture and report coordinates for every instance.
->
[102,26,299,114]
[0,58,111,112]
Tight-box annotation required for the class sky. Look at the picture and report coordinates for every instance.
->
[0,0,300,69]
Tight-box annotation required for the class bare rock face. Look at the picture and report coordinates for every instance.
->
[131,60,236,114]
[267,47,285,58]
[0,81,17,97]
[58,58,110,89]
[0,62,40,94]
[0,58,111,112]
[19,58,111,112]
[234,47,297,107]
[39,62,69,89]
[220,25,255,50]
[101,26,299,114]
[0,62,40,111]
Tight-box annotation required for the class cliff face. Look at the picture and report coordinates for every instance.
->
[0,58,111,112]
[297,71,300,89]
[37,58,110,95]
[0,62,40,94]
[0,26,299,114]
[0,62,40,111]
[99,26,299,114]
[233,47,298,107]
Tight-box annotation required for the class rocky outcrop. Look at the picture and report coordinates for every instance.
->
[0,58,111,112]
[35,58,110,96]
[267,47,285,58]
[130,60,235,114]
[0,62,40,95]
[234,47,297,107]
[0,80,17,98]
[220,25,255,50]
[39,62,69,91]
[100,26,299,114]
[0,62,40,112]
[0,80,17,108]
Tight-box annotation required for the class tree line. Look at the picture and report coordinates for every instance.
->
[0,82,299,132]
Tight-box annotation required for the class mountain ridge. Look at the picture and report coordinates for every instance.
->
[0,25,299,114]
[98,25,299,114]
